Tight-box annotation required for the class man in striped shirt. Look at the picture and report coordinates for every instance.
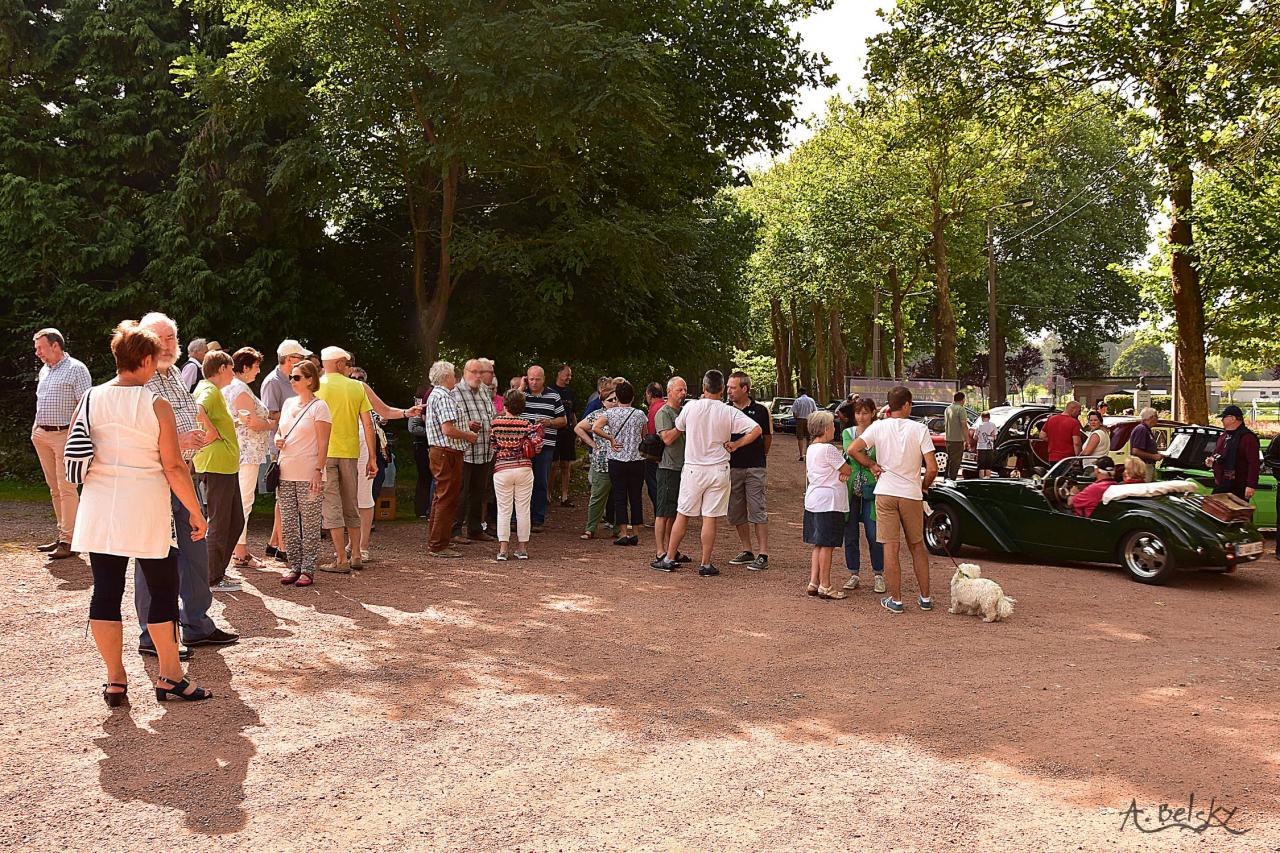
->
[136,312,240,656]
[522,365,567,531]
[31,328,93,558]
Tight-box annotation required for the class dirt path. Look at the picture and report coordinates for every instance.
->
[1,445,1277,851]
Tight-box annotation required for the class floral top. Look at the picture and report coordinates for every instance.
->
[603,406,646,463]
[582,410,611,474]
[223,377,270,465]
[841,425,878,504]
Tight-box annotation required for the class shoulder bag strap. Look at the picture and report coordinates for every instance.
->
[279,399,319,444]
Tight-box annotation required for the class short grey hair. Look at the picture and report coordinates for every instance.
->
[667,376,686,393]
[477,357,494,370]
[1139,406,1157,421]
[139,312,178,336]
[807,410,835,439]
[32,328,65,349]
[429,360,456,385]
[187,337,207,356]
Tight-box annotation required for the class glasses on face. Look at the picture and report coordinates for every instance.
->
[289,374,304,382]
[605,396,618,403]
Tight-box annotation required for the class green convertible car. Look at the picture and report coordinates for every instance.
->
[1157,425,1277,531]
[924,457,1266,584]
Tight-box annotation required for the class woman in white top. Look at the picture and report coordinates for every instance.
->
[802,410,850,600]
[224,347,273,569]
[1081,410,1111,460]
[274,360,332,585]
[72,322,212,706]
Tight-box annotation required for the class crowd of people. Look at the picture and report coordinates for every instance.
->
[29,318,1280,705]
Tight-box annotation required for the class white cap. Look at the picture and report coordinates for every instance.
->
[277,339,312,359]
[320,346,351,362]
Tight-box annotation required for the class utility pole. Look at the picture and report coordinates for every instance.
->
[870,289,881,378]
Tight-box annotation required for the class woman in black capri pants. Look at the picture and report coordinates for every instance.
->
[70,322,213,706]
[593,380,647,546]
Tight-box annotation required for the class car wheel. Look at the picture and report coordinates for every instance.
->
[925,505,962,556]
[1119,528,1177,584]
[933,449,948,471]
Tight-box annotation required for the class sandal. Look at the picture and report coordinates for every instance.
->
[559,499,576,508]
[102,682,129,708]
[294,573,313,587]
[806,583,819,596]
[280,571,300,585]
[579,532,596,540]
[817,586,848,600]
[155,675,213,702]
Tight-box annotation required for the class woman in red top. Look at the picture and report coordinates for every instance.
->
[489,390,543,561]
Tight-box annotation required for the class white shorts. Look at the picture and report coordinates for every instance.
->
[677,463,731,518]
[357,434,375,510]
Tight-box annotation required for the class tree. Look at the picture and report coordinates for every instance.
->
[1005,343,1044,390]
[1053,345,1106,384]
[1111,338,1171,376]
[207,0,831,366]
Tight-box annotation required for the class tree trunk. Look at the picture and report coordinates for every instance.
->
[791,298,812,393]
[828,304,847,398]
[888,265,906,379]
[412,161,462,368]
[770,297,793,396]
[930,194,958,379]
[812,301,828,402]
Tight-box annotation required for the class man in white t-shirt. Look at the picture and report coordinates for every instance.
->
[848,385,938,614]
[654,369,762,576]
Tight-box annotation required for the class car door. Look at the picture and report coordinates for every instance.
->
[1004,479,1114,560]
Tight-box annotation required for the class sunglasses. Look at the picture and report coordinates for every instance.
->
[605,396,618,402]
[288,374,305,382]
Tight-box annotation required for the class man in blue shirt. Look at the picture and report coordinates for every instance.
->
[789,389,817,461]
[31,328,93,558]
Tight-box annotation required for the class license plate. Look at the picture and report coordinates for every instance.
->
[1237,541,1263,557]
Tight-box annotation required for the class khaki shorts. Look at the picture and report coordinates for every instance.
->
[677,463,731,518]
[322,457,360,530]
[875,494,924,545]
[795,419,810,441]
[728,467,767,525]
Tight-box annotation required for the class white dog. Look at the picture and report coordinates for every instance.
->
[949,563,1015,622]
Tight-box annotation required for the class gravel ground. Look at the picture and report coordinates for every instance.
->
[1,445,1277,851]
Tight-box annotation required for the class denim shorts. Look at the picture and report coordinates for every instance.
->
[803,510,844,548]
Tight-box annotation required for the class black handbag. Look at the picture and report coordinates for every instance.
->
[265,399,318,491]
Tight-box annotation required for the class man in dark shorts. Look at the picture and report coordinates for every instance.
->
[790,388,816,461]
[650,377,688,567]
[726,371,772,571]
[549,364,576,507]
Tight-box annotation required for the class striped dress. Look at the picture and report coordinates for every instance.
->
[490,416,543,473]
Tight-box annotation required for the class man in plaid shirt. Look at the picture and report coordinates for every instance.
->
[452,359,497,543]
[424,360,478,558]
[31,328,92,559]
[135,312,240,656]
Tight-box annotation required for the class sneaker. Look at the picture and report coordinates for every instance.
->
[210,579,242,593]
[728,551,755,565]
[674,552,693,564]
[514,551,529,560]
[748,554,769,571]
[360,549,372,563]
[698,564,720,577]
[873,575,887,594]
[495,552,509,562]
[650,556,676,572]
[881,596,905,614]
[317,562,352,574]
[917,595,934,611]
[139,643,193,661]
[842,575,860,591]
[429,549,462,559]
[186,628,239,647]
[531,525,545,534]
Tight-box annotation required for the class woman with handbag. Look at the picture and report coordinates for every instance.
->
[71,321,212,706]
[224,347,273,570]
[489,389,543,560]
[273,360,331,586]
[593,380,647,546]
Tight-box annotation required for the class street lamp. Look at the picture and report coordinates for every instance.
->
[987,197,1035,405]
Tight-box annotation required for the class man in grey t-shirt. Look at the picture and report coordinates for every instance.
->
[650,377,687,567]
[259,339,310,560]
[790,389,816,460]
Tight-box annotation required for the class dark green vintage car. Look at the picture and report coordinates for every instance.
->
[924,457,1265,584]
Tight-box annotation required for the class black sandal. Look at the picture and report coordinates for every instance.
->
[155,675,213,702]
[102,682,129,708]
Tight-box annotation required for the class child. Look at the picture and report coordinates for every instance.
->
[974,411,999,478]
[803,410,850,600]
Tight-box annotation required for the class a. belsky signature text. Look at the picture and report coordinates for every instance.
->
[1118,793,1250,835]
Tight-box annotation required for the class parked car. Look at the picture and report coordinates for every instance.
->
[924,456,1265,583]
[773,400,841,434]
[1157,425,1277,530]
[914,402,978,473]
[958,405,1059,477]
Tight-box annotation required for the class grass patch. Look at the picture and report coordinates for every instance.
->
[0,480,54,502]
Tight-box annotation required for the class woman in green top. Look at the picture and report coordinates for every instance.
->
[841,397,885,593]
